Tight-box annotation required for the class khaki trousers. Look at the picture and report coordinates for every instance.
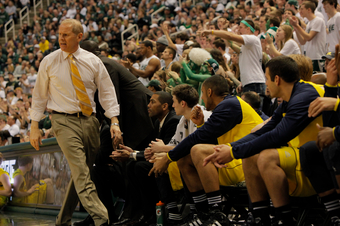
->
[52,113,108,226]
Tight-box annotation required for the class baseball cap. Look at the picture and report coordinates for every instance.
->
[205,59,219,75]
[174,7,182,12]
[50,35,57,39]
[34,44,40,48]
[185,40,194,46]
[322,52,335,60]
[287,0,298,8]
[165,6,171,10]
[156,36,168,46]
[147,80,162,91]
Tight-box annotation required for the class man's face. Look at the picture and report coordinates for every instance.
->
[259,16,267,30]
[161,49,172,60]
[139,44,148,56]
[299,5,307,17]
[201,85,213,111]
[172,95,184,116]
[323,2,333,14]
[265,67,279,98]
[148,94,164,117]
[58,23,83,53]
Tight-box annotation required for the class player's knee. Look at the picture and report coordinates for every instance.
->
[257,149,279,173]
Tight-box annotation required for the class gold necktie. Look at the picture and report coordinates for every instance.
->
[68,54,93,116]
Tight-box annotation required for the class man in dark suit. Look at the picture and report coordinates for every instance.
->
[74,41,156,226]
[112,91,181,226]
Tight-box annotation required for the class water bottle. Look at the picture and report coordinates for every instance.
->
[156,201,164,226]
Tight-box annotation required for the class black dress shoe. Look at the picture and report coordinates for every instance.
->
[73,215,94,226]
[113,218,131,225]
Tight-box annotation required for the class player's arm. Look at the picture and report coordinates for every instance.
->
[129,58,160,78]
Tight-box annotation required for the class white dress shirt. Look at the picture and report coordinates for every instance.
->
[30,47,120,122]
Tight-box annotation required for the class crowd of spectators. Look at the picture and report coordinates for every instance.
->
[0,0,339,145]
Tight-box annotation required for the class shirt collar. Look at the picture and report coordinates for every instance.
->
[62,46,81,60]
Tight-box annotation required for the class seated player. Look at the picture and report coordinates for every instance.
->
[204,56,325,225]
[149,75,263,226]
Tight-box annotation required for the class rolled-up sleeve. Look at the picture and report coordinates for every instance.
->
[95,60,120,119]
[30,58,50,122]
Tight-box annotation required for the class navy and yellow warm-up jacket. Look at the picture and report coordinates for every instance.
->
[167,95,263,162]
[230,80,324,159]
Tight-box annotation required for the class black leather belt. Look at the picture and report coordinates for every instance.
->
[52,111,95,117]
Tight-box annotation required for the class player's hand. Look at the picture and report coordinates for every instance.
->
[191,105,204,126]
[30,126,42,150]
[149,152,167,162]
[316,124,335,151]
[203,144,233,168]
[144,147,153,161]
[149,139,166,153]
[308,97,338,117]
[148,154,171,178]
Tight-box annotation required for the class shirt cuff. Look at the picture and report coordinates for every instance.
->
[167,152,173,162]
[334,98,340,111]
[226,143,235,160]
[129,151,139,161]
[197,122,204,128]
[104,105,120,119]
[325,82,338,88]
[29,109,47,122]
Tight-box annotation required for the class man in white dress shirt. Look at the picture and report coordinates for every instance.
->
[30,19,121,226]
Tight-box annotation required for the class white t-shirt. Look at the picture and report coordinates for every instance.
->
[168,106,212,146]
[280,39,301,55]
[8,124,20,137]
[1,124,9,131]
[305,16,327,60]
[326,12,340,53]
[28,73,37,87]
[174,44,184,61]
[138,55,159,86]
[239,35,265,86]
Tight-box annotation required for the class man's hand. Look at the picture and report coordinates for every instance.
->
[203,144,233,168]
[148,155,171,178]
[145,147,154,161]
[326,58,338,86]
[149,152,167,162]
[316,124,335,151]
[197,30,211,37]
[236,83,243,94]
[289,16,298,27]
[110,144,133,161]
[121,59,133,69]
[149,139,166,153]
[111,124,123,150]
[308,97,338,117]
[191,106,204,126]
[161,23,169,34]
[30,122,42,150]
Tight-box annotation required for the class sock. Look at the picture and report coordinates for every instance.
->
[191,190,209,213]
[190,203,197,213]
[320,192,340,218]
[206,190,222,211]
[166,201,182,221]
[274,204,294,224]
[252,200,271,225]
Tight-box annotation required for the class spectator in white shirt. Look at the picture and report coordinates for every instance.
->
[27,67,37,89]
[7,116,19,137]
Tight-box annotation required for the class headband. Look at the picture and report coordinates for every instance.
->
[241,20,255,33]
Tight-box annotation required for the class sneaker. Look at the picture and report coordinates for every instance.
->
[201,209,229,226]
[330,216,340,226]
[185,211,210,226]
